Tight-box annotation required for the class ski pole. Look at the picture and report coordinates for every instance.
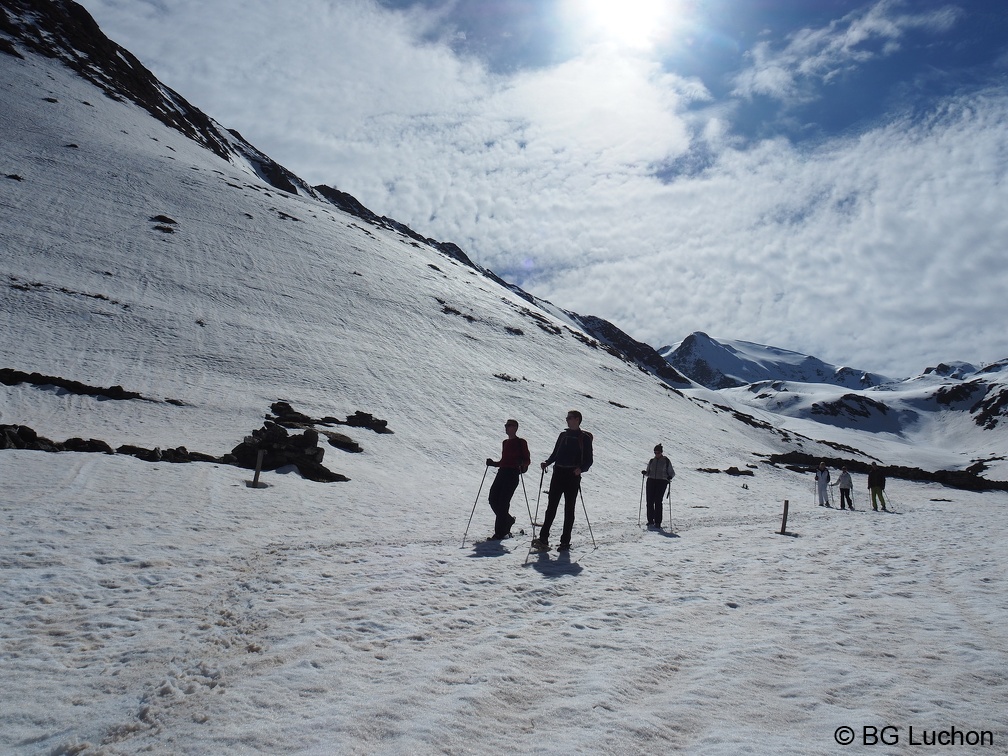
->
[520,471,535,536]
[666,478,672,529]
[532,467,545,540]
[461,464,490,547]
[578,482,597,549]
[638,472,645,526]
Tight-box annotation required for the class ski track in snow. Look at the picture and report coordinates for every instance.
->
[2,453,1007,754]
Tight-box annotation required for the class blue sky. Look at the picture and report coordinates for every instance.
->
[76,0,1008,377]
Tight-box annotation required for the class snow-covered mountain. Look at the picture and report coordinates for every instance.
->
[660,332,1008,468]
[661,331,892,390]
[2,2,1008,753]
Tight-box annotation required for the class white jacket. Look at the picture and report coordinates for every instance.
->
[646,457,675,481]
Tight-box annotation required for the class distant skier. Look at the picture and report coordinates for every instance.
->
[486,419,530,540]
[642,444,675,528]
[532,410,593,552]
[815,461,831,506]
[833,466,854,510]
[867,462,889,511]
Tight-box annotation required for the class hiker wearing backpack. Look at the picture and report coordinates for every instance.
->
[533,410,593,551]
[485,418,531,540]
[642,444,675,528]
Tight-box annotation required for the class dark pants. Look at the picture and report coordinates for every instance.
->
[540,466,579,546]
[839,487,852,508]
[646,479,668,525]
[488,468,520,536]
[870,487,887,509]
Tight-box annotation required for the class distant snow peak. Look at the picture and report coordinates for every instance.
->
[923,361,978,380]
[662,331,890,391]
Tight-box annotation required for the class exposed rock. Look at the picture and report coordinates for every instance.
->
[320,430,363,453]
[343,410,392,434]
[0,367,146,401]
[62,437,114,453]
[572,314,692,388]
[269,400,314,427]
[228,421,348,482]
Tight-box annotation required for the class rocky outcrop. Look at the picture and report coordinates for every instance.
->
[0,367,146,401]
[225,421,347,483]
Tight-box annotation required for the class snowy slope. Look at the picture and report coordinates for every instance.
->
[2,6,1008,755]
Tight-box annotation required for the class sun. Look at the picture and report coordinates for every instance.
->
[563,0,682,52]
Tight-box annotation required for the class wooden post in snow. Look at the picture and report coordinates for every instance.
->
[251,449,265,488]
[779,499,789,535]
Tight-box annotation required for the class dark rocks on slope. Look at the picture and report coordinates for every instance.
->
[227,421,348,483]
[765,451,1008,492]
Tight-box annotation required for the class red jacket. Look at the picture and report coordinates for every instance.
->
[498,437,530,471]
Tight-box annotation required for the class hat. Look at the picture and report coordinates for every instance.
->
[654,444,663,452]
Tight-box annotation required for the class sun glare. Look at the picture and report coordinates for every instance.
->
[565,0,681,52]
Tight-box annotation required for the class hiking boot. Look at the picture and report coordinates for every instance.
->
[556,543,570,551]
[531,538,549,550]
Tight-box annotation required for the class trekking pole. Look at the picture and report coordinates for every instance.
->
[638,472,645,526]
[461,464,490,547]
[520,471,535,536]
[666,479,672,528]
[532,467,545,540]
[578,482,597,549]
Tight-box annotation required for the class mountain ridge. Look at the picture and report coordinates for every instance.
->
[0,0,689,390]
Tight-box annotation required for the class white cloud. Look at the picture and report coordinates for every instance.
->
[75,0,1008,376]
[732,0,963,102]
[541,87,1008,376]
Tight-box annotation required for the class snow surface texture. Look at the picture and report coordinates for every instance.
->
[2,44,1008,755]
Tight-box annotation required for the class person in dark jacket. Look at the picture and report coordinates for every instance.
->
[642,444,675,528]
[867,462,888,511]
[486,419,531,539]
[533,410,593,551]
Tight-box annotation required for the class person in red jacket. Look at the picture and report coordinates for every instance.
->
[486,419,531,539]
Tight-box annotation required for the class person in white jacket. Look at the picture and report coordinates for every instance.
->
[642,444,675,527]
[833,466,854,510]
[814,461,831,506]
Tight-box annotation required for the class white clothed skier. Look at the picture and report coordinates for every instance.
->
[814,461,831,506]
[833,467,854,509]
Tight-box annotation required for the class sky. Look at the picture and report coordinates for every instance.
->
[74,0,1008,378]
